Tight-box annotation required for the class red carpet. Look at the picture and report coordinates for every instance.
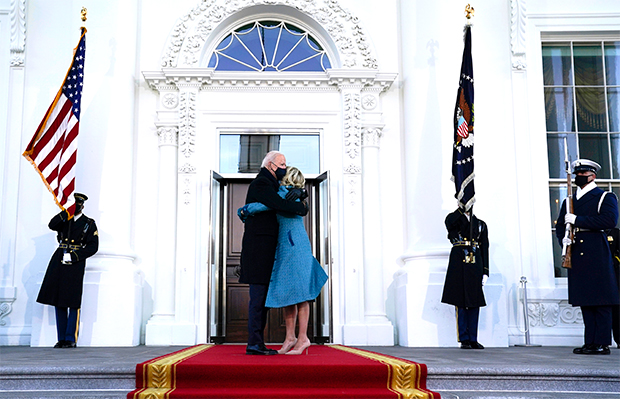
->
[127,344,440,399]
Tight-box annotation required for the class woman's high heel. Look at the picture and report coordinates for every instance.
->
[285,341,310,355]
[278,339,297,354]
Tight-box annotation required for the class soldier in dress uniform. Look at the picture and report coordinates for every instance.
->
[556,159,619,355]
[441,207,489,349]
[36,193,99,348]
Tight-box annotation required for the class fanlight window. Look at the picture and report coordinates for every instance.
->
[208,20,332,72]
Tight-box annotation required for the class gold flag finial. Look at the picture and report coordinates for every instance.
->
[81,7,87,26]
[465,4,475,20]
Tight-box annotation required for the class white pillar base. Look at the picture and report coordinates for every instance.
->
[395,250,508,347]
[145,317,197,346]
[30,252,142,347]
[342,322,394,346]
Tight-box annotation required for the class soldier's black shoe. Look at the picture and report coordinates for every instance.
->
[582,345,610,355]
[61,341,77,348]
[246,344,277,355]
[470,341,485,349]
[460,340,472,349]
[53,341,67,348]
[573,344,588,354]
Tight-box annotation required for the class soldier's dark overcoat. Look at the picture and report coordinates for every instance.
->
[441,209,489,308]
[37,212,99,308]
[556,187,620,306]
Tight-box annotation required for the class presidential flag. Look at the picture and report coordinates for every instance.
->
[23,28,86,218]
[451,25,475,212]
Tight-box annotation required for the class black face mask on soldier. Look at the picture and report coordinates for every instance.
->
[575,174,591,187]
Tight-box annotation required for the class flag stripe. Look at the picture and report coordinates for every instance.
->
[22,28,86,219]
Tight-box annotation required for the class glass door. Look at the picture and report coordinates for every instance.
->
[207,171,226,343]
[312,171,332,343]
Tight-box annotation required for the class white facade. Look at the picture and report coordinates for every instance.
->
[1,0,619,347]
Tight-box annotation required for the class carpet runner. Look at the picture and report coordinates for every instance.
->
[127,344,440,399]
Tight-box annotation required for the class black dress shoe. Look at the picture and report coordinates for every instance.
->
[582,345,610,355]
[61,341,77,348]
[53,341,67,348]
[573,345,588,354]
[460,340,472,349]
[246,344,277,355]
[470,341,485,349]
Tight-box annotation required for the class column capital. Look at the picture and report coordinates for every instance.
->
[157,125,179,146]
[362,125,384,148]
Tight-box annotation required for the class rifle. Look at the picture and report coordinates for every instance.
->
[561,137,573,269]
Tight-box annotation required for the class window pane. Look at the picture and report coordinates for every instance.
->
[576,87,607,132]
[573,43,604,86]
[544,87,575,132]
[549,187,568,278]
[219,134,320,174]
[579,133,611,178]
[604,41,620,85]
[542,44,573,86]
[547,133,578,178]
[549,186,568,229]
[609,87,620,132]
[610,134,620,179]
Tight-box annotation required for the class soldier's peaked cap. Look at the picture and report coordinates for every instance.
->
[74,193,88,203]
[571,159,601,174]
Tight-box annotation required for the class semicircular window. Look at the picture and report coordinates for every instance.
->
[208,20,332,72]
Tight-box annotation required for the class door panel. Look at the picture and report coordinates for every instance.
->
[223,180,316,343]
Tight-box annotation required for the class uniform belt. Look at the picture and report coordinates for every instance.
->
[452,240,478,247]
[59,243,81,250]
[573,228,603,233]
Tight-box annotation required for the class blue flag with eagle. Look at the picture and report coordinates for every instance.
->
[452,25,475,211]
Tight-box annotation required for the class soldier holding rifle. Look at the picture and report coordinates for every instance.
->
[556,159,619,355]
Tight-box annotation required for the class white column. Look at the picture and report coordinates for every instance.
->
[361,126,394,345]
[145,125,179,345]
[339,88,367,344]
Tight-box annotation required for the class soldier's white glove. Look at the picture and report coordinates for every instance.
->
[562,237,573,246]
[482,274,488,286]
[564,213,576,224]
[62,252,72,264]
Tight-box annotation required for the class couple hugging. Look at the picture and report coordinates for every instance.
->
[238,150,328,355]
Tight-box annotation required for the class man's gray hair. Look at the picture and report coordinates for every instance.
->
[261,150,283,168]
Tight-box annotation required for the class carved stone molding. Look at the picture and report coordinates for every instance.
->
[143,70,397,93]
[161,0,378,70]
[10,0,26,67]
[179,91,197,158]
[361,127,382,147]
[343,92,361,164]
[179,163,196,174]
[361,94,377,111]
[162,93,179,109]
[157,126,179,146]
[0,301,14,326]
[510,0,527,70]
[525,300,582,328]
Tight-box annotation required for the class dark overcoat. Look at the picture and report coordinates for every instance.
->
[37,212,99,308]
[239,168,307,285]
[441,209,489,308]
[556,187,620,306]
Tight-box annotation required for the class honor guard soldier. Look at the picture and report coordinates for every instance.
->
[441,207,489,349]
[36,193,99,348]
[556,159,619,355]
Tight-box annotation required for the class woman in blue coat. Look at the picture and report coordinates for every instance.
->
[239,167,328,355]
[556,159,620,355]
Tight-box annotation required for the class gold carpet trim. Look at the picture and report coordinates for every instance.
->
[330,345,433,399]
[133,344,214,399]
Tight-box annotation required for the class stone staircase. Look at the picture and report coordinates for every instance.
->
[0,345,618,398]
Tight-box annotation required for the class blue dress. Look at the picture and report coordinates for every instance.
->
[239,186,328,308]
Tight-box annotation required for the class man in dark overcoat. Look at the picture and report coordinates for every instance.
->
[239,151,308,355]
[556,159,619,355]
[441,207,489,349]
[37,193,99,348]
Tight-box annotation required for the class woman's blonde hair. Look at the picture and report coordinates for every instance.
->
[282,166,305,188]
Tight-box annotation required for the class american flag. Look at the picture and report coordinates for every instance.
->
[23,28,86,218]
[451,25,475,212]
